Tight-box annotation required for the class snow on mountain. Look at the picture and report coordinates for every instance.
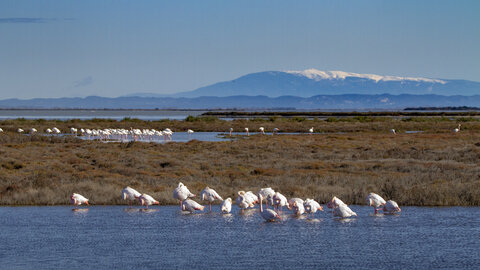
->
[285,69,447,84]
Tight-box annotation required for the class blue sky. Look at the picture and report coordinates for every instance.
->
[0,0,479,99]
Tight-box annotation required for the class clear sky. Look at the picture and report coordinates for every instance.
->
[0,0,479,99]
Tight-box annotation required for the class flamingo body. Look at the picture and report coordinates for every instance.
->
[182,199,205,213]
[221,198,232,213]
[366,192,386,213]
[122,186,141,203]
[70,193,89,206]
[138,193,159,208]
[383,200,401,213]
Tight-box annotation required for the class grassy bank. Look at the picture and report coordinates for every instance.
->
[0,123,479,206]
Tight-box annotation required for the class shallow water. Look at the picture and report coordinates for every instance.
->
[0,206,478,269]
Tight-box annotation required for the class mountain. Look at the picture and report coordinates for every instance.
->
[171,69,480,97]
[2,94,480,110]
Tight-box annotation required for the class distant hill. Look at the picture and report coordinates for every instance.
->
[2,94,480,110]
[168,69,480,97]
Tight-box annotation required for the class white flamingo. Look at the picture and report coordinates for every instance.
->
[70,193,89,208]
[52,127,61,134]
[245,191,259,206]
[366,192,387,214]
[259,127,265,135]
[326,196,346,209]
[122,186,141,205]
[46,128,52,134]
[229,128,233,136]
[333,204,357,218]
[200,186,223,212]
[30,128,37,134]
[304,198,323,217]
[138,193,159,209]
[17,128,24,133]
[236,191,253,209]
[0,128,3,132]
[289,198,305,216]
[182,199,205,213]
[454,124,461,133]
[258,194,281,222]
[221,198,232,213]
[272,128,279,135]
[258,187,275,209]
[390,129,396,134]
[383,200,401,213]
[272,192,288,213]
[173,182,195,209]
[187,129,194,139]
[309,127,314,134]
[245,127,249,136]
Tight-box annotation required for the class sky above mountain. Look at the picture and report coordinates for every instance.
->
[1,0,479,99]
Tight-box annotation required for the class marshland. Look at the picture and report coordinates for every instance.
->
[1,115,479,206]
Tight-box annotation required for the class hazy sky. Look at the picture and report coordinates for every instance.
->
[1,0,479,99]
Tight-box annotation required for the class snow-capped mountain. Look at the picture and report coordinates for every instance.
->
[172,69,479,97]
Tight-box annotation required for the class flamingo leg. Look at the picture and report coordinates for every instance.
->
[209,203,212,212]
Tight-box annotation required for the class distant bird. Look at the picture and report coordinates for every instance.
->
[173,182,195,209]
[272,192,288,213]
[309,127,314,134]
[272,128,279,135]
[30,128,37,134]
[258,194,281,222]
[326,196,346,209]
[390,129,396,135]
[244,191,259,205]
[52,127,61,134]
[333,204,357,218]
[0,128,3,132]
[304,198,323,217]
[259,127,265,135]
[70,193,89,208]
[258,187,275,209]
[383,200,401,213]
[236,191,253,209]
[229,128,233,136]
[182,199,205,213]
[289,198,305,216]
[366,192,387,214]
[245,127,249,136]
[138,193,159,209]
[70,127,78,136]
[200,186,223,212]
[122,186,141,205]
[17,128,24,133]
[454,124,461,133]
[221,198,232,213]
[46,128,52,134]
[187,129,194,134]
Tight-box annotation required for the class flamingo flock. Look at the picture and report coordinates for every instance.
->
[71,184,401,222]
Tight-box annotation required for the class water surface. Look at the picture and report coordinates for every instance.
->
[0,206,478,269]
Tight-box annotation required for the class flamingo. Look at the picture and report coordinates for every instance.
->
[326,196,346,209]
[17,128,24,133]
[70,193,89,208]
[245,127,249,136]
[366,192,387,214]
[229,128,233,136]
[383,200,401,213]
[333,204,357,218]
[122,186,141,206]
[390,129,396,134]
[200,186,223,212]
[258,194,281,222]
[245,191,259,205]
[259,127,265,135]
[304,198,323,218]
[173,182,195,209]
[454,124,461,133]
[182,199,205,213]
[236,191,253,209]
[30,128,37,134]
[289,198,305,216]
[221,198,232,213]
[309,127,314,134]
[70,127,78,136]
[272,192,288,213]
[0,128,3,132]
[187,129,194,139]
[46,128,52,134]
[138,193,159,209]
[272,128,279,135]
[52,127,61,134]
[258,187,275,209]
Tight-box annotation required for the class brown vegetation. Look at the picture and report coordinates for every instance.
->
[0,118,479,206]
